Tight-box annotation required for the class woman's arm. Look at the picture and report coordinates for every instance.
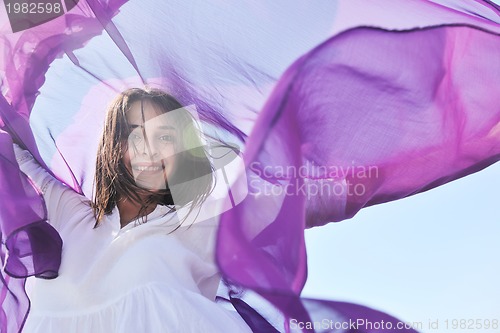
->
[13,144,90,231]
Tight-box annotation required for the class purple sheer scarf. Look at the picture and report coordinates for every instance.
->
[218,23,500,333]
[1,0,499,332]
[0,114,62,333]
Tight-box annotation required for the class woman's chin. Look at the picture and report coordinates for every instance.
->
[135,179,168,191]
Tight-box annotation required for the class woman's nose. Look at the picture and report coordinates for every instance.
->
[141,139,159,157]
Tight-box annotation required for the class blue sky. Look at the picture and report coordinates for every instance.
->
[303,161,500,332]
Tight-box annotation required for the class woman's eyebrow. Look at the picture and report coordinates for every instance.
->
[158,125,175,130]
[128,124,176,131]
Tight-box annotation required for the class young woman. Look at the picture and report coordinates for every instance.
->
[15,88,252,332]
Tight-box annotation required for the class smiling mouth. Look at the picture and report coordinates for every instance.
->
[132,165,163,172]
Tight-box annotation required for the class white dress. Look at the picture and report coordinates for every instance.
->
[15,148,251,333]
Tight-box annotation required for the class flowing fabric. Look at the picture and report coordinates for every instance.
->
[0,0,499,332]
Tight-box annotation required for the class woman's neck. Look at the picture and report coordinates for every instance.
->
[116,197,157,228]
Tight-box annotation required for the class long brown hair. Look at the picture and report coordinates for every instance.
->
[92,88,214,227]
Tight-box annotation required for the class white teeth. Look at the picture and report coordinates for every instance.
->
[133,166,161,171]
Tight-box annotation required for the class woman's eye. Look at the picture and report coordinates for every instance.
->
[130,134,142,141]
[159,135,175,143]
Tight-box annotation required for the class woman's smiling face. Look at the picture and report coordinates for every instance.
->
[122,100,178,191]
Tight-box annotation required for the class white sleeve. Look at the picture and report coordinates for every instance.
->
[13,144,90,231]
